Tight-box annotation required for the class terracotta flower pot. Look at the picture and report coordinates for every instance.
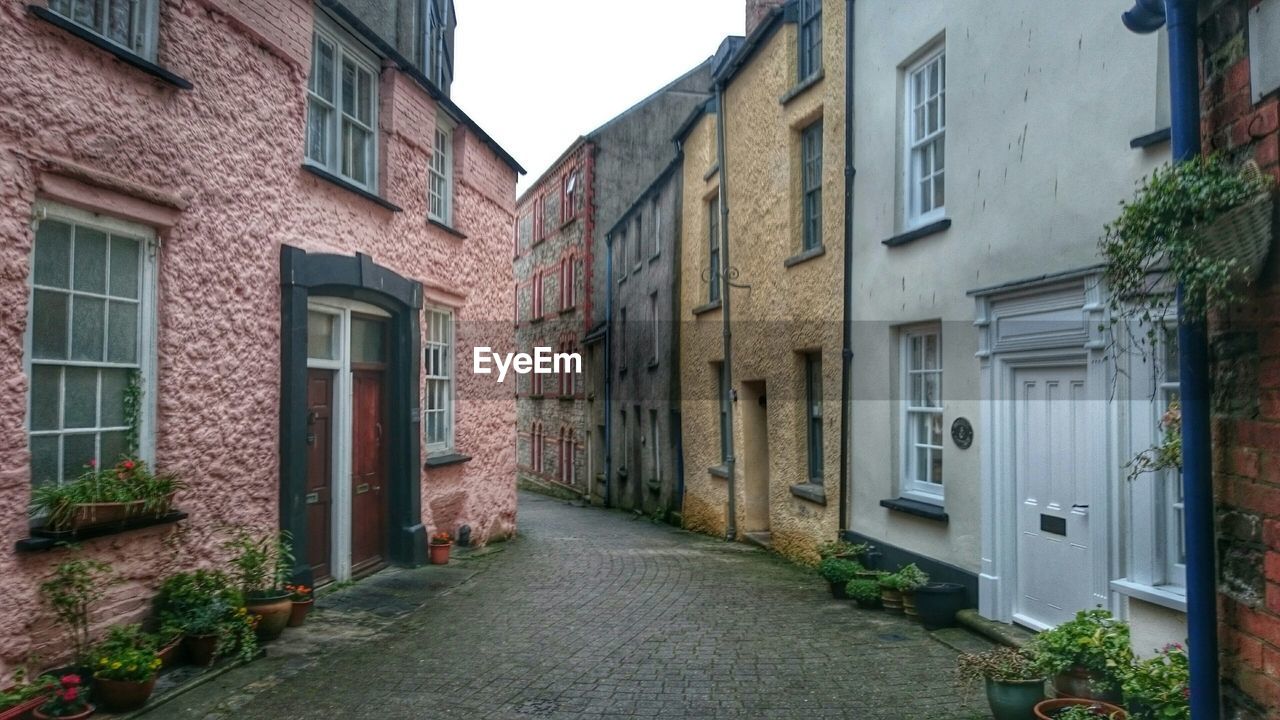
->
[93,675,156,713]
[245,593,293,641]
[881,587,903,613]
[429,541,452,565]
[157,636,184,669]
[287,599,314,627]
[1052,665,1123,703]
[1033,697,1127,720]
[902,591,919,618]
[0,693,49,720]
[184,633,219,667]
[32,705,94,720]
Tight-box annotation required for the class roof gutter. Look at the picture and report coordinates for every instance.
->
[837,0,855,535]
[1121,2,1219,717]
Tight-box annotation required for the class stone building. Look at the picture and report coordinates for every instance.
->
[842,0,1181,651]
[0,0,519,675]
[678,0,846,563]
[1198,0,1280,714]
[516,61,715,507]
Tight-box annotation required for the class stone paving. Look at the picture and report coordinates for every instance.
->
[160,492,990,719]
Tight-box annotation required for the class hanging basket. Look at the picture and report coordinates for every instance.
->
[1195,163,1275,285]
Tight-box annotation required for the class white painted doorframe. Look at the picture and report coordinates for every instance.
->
[307,297,390,583]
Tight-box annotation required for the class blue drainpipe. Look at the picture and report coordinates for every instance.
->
[1122,1,1219,717]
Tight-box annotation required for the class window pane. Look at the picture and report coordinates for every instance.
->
[35,220,72,288]
[930,447,943,485]
[63,366,98,429]
[307,100,331,165]
[32,290,69,360]
[106,0,131,45]
[910,335,922,370]
[30,435,60,486]
[934,172,945,210]
[71,0,99,29]
[922,373,940,407]
[30,365,61,431]
[70,295,105,362]
[357,68,373,125]
[350,317,385,363]
[342,59,356,116]
[109,236,140,299]
[314,37,335,100]
[100,368,128,428]
[107,300,138,364]
[62,433,96,480]
[924,333,939,369]
[914,444,930,483]
[308,311,336,360]
[99,430,127,467]
[73,227,108,293]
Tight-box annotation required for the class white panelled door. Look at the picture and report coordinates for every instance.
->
[1012,364,1094,630]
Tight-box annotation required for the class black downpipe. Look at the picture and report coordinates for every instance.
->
[837,0,855,534]
[715,84,738,541]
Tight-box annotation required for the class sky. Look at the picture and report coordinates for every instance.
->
[451,0,745,195]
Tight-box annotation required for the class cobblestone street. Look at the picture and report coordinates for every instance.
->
[163,493,988,719]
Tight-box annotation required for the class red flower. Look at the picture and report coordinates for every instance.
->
[122,459,135,470]
[62,687,78,702]
[87,459,96,468]
[59,674,80,686]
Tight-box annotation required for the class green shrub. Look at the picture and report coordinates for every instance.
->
[844,579,881,605]
[1030,609,1133,692]
[817,557,862,584]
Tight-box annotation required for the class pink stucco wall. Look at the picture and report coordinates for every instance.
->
[0,0,517,675]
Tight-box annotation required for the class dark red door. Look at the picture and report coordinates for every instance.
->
[351,368,387,575]
[305,369,334,583]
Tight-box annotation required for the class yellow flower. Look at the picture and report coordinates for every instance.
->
[111,662,122,669]
[127,665,136,672]
[98,658,108,666]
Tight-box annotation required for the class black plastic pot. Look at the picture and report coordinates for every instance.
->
[914,582,967,630]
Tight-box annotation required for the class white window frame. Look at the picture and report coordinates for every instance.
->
[903,44,946,229]
[306,15,381,191]
[424,307,455,456]
[47,0,159,59]
[25,202,159,490]
[429,119,454,224]
[900,325,944,502]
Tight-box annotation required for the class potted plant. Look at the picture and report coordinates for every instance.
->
[816,540,868,562]
[1033,698,1128,720]
[1030,609,1133,702]
[89,640,161,713]
[957,647,1046,720]
[1121,643,1189,720]
[816,557,861,599]
[284,584,314,628]
[154,570,256,666]
[892,564,930,618]
[31,675,92,720]
[844,578,882,609]
[914,582,968,630]
[39,556,114,672]
[1101,155,1274,353]
[151,620,185,669]
[0,671,55,720]
[226,530,294,641]
[29,458,183,533]
[429,531,454,565]
[878,572,905,613]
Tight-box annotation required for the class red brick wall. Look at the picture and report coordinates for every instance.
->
[1200,1,1280,717]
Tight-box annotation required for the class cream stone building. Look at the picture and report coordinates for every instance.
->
[679,0,846,564]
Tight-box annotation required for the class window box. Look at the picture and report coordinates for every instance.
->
[17,510,187,553]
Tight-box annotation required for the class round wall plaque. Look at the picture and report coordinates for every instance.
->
[951,417,974,450]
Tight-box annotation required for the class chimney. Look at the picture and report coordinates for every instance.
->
[745,0,785,36]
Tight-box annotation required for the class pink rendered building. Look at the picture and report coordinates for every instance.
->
[0,0,521,674]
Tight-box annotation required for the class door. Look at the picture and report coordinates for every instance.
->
[1012,364,1094,629]
[305,369,334,583]
[740,380,770,534]
[351,368,387,574]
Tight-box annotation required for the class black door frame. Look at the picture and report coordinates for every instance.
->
[280,245,425,584]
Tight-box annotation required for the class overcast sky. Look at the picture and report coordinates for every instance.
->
[452,0,745,195]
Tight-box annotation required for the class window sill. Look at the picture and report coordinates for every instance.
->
[424,452,472,469]
[779,70,825,106]
[619,365,628,376]
[618,275,627,285]
[1130,127,1171,149]
[559,306,576,316]
[708,465,729,479]
[692,299,722,316]
[17,510,188,552]
[647,359,659,370]
[789,482,826,505]
[1110,579,1187,612]
[879,497,948,523]
[528,316,544,325]
[429,217,467,239]
[882,218,951,247]
[784,244,827,268]
[528,394,544,400]
[632,263,643,275]
[301,165,402,212]
[703,164,720,181]
[558,395,576,403]
[29,5,194,90]
[649,253,661,265]
[560,215,579,230]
